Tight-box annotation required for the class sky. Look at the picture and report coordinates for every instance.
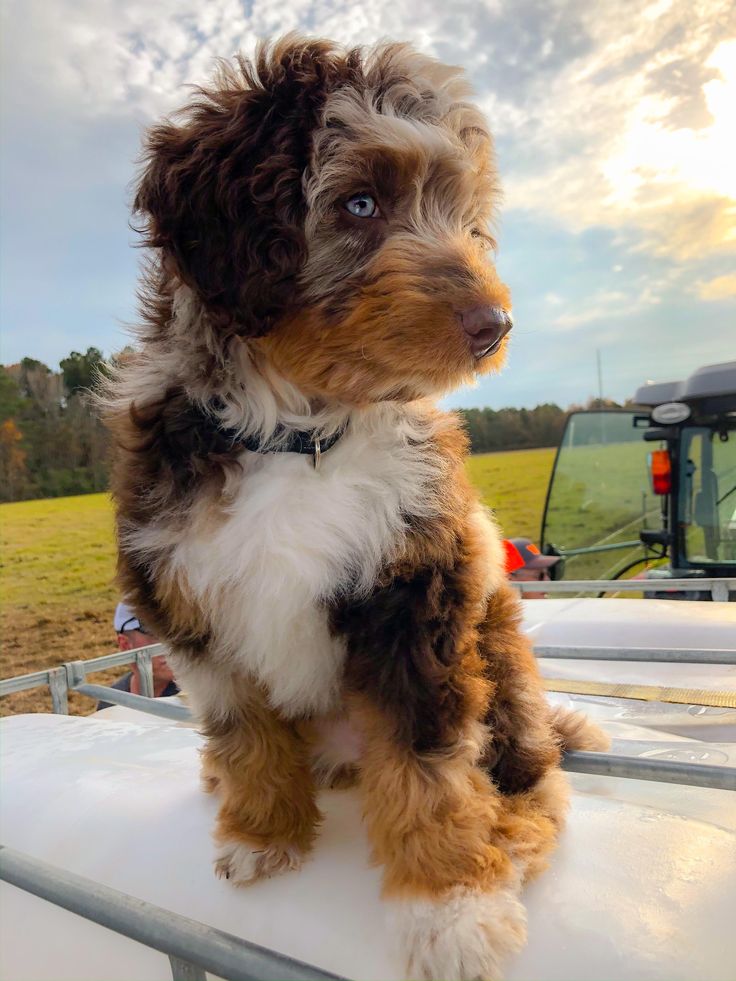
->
[1,0,734,410]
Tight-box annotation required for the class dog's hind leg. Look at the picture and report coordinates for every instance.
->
[197,679,322,886]
[331,514,569,978]
[335,570,556,980]
[477,587,607,883]
[352,696,531,981]
[479,585,565,797]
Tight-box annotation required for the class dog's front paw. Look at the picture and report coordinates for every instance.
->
[214,840,304,886]
[393,886,527,981]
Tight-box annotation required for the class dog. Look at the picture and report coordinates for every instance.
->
[103,36,605,981]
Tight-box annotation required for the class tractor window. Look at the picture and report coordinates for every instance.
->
[541,411,660,580]
[680,426,736,566]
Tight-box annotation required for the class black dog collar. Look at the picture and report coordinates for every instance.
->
[237,424,345,468]
[194,401,346,470]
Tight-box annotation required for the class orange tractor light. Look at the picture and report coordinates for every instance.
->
[648,449,672,495]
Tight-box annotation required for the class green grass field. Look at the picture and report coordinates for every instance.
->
[0,494,118,714]
[0,446,555,713]
[466,447,555,540]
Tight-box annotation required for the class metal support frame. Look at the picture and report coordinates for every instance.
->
[168,956,207,981]
[536,645,736,665]
[563,750,736,790]
[72,683,192,721]
[711,580,731,602]
[0,846,346,981]
[47,667,69,714]
[553,540,642,557]
[0,644,167,713]
[135,650,155,699]
[512,577,736,600]
[2,639,734,790]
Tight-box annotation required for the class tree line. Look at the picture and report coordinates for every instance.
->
[0,350,109,502]
[460,403,568,454]
[0,348,616,503]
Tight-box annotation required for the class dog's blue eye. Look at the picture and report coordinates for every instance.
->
[470,227,491,249]
[345,194,380,218]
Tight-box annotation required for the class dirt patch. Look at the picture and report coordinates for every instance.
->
[1,600,126,716]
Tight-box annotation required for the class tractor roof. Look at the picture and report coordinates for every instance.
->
[634,360,736,411]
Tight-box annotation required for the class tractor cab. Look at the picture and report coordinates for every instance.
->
[540,361,736,596]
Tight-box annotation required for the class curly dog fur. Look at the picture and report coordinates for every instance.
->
[102,35,601,980]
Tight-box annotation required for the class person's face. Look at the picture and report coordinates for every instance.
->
[117,630,175,686]
[509,566,551,598]
[117,628,154,652]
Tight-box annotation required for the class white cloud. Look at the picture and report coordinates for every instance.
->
[1,0,734,384]
[696,272,736,301]
[2,0,456,119]
[500,4,736,259]
[551,288,656,331]
[5,0,735,269]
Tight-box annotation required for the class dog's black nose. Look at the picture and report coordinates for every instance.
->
[458,305,513,359]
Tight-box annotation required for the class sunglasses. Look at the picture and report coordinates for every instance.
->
[119,616,152,635]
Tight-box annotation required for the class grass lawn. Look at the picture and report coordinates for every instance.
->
[466,446,556,540]
[0,493,118,715]
[0,446,556,714]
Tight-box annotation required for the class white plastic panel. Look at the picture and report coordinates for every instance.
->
[1,714,735,981]
[523,598,736,691]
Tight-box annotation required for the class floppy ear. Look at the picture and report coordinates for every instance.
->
[134,37,345,337]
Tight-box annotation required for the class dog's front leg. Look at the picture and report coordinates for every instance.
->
[197,680,322,885]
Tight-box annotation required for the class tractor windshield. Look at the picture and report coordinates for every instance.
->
[679,424,736,567]
[541,411,661,580]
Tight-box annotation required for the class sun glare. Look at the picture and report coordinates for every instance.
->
[700,40,736,201]
[602,39,736,222]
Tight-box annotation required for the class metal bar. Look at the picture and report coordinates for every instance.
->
[136,651,155,699]
[0,846,346,981]
[712,580,730,602]
[47,667,69,715]
[169,955,207,981]
[514,577,736,593]
[0,644,168,697]
[563,750,736,790]
[553,540,642,557]
[65,660,87,689]
[66,644,167,674]
[73,684,193,722]
[536,645,736,664]
[0,668,53,696]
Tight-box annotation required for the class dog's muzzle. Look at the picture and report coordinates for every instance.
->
[457,305,513,359]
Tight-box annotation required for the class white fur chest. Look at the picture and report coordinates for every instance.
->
[170,406,443,717]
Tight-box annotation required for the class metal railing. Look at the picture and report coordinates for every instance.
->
[2,628,735,979]
[2,643,735,793]
[536,645,736,665]
[561,750,735,790]
[511,577,736,602]
[4,637,736,716]
[0,643,166,713]
[0,846,345,981]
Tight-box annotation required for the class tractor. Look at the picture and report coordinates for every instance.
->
[540,360,736,598]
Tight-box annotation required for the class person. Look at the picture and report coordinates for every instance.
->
[503,538,560,598]
[96,602,179,709]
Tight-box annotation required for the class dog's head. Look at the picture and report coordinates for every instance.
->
[136,35,512,404]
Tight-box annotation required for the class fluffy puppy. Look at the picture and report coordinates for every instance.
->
[103,36,602,981]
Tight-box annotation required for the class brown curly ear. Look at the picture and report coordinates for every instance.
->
[134,36,349,337]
